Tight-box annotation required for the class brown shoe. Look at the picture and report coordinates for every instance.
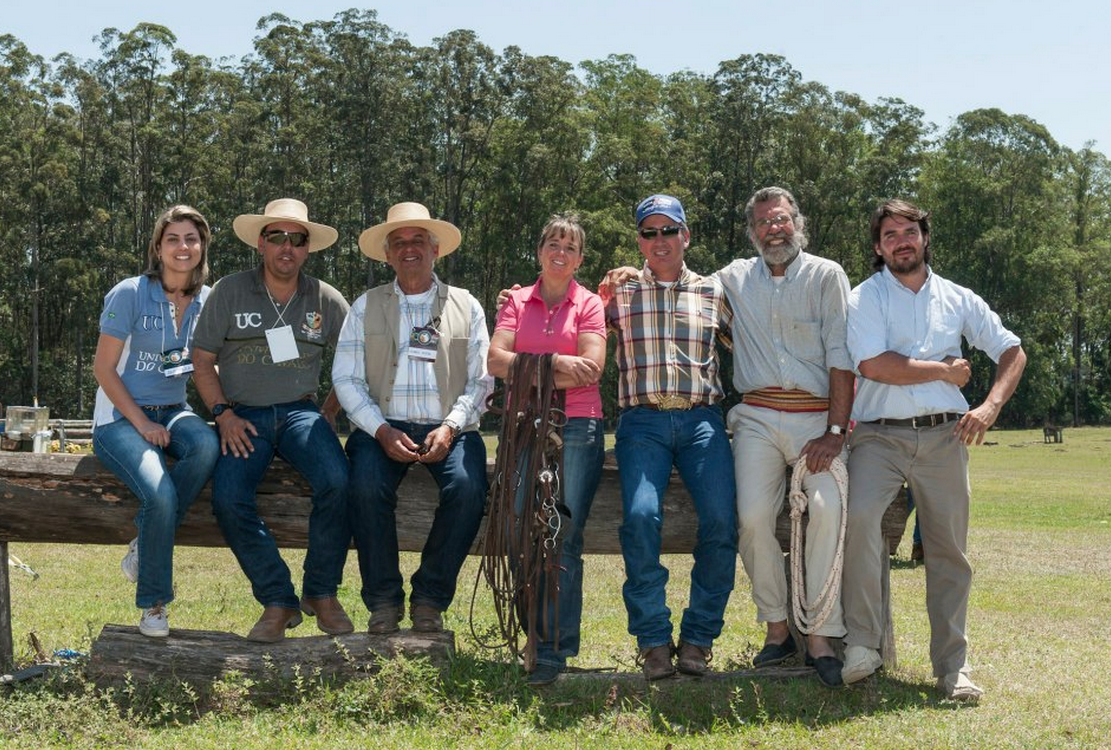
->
[410,603,444,633]
[247,606,302,643]
[637,642,676,681]
[676,640,712,676]
[300,596,354,635]
[367,606,402,634]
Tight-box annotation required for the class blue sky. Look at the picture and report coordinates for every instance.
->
[6,0,1108,153]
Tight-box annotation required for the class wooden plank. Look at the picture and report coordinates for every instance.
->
[85,624,454,688]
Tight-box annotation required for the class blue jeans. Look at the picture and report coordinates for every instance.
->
[93,408,219,608]
[525,417,605,669]
[210,400,350,609]
[615,405,737,649]
[347,423,487,612]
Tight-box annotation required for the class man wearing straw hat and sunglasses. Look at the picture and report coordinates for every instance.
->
[192,198,354,642]
[333,201,492,635]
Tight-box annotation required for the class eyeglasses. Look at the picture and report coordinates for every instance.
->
[262,230,309,248]
[638,225,683,240]
[755,214,792,230]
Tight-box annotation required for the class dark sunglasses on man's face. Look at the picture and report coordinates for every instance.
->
[638,225,683,240]
[262,230,309,248]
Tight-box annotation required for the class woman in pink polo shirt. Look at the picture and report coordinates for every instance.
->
[488,213,607,686]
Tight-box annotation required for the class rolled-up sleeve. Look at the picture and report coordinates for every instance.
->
[820,267,854,372]
[962,290,1021,362]
[847,281,889,370]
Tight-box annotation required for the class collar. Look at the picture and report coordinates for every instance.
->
[755,250,806,282]
[641,262,694,286]
[524,276,584,307]
[391,272,442,300]
[881,264,933,293]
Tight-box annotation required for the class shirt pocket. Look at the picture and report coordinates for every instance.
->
[785,319,824,363]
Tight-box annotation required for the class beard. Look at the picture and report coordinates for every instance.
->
[755,231,804,267]
[888,245,925,275]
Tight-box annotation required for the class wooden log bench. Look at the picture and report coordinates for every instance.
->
[0,450,909,683]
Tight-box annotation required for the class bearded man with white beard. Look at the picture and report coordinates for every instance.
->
[715,186,855,688]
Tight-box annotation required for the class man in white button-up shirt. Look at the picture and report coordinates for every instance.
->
[717,186,855,688]
[841,198,1026,701]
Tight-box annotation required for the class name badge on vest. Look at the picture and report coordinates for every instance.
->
[266,325,300,363]
[408,325,439,362]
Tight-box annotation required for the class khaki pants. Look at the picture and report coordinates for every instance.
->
[728,404,846,637]
[843,420,972,677]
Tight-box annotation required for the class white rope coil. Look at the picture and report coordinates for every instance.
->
[788,454,848,635]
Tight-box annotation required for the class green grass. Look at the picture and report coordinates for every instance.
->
[3,427,1110,748]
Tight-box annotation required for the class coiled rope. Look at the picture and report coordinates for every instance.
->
[471,353,566,670]
[788,455,848,635]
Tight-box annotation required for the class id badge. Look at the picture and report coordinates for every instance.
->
[266,325,300,363]
[161,348,194,377]
[408,325,439,362]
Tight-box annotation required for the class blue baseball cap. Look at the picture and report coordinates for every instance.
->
[635,194,686,226]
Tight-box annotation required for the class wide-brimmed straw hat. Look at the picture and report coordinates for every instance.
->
[358,202,461,261]
[232,198,338,253]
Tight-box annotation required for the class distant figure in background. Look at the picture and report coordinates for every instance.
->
[488,213,607,686]
[92,204,219,638]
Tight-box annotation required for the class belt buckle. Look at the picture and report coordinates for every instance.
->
[656,395,692,411]
[910,415,920,429]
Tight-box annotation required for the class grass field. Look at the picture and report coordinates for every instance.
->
[3,427,1110,748]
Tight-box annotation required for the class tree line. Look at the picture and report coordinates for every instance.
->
[1,10,1108,427]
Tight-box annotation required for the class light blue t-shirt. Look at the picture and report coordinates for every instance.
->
[93,275,210,426]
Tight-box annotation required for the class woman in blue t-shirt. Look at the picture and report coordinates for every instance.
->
[92,205,219,637]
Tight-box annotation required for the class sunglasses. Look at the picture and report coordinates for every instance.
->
[638,225,683,240]
[262,230,309,248]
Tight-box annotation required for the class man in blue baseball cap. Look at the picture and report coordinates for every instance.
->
[600,193,738,680]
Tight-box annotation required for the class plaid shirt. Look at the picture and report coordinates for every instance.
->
[606,263,733,409]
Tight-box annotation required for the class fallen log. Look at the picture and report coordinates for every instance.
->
[0,451,908,554]
[85,624,454,688]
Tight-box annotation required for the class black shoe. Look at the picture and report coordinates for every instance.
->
[753,634,797,668]
[805,653,844,688]
[528,662,561,687]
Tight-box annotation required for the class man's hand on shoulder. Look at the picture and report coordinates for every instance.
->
[597,266,638,307]
[495,284,522,313]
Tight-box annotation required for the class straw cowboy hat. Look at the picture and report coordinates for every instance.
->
[232,198,338,253]
[358,202,461,261]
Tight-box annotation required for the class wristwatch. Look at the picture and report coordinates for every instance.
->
[442,419,462,439]
[826,424,847,437]
[212,403,232,418]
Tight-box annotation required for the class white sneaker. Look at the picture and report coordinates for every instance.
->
[841,645,883,684]
[937,669,983,701]
[121,537,139,583]
[139,604,170,638]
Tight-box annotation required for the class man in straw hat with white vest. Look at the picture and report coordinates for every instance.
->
[192,198,354,642]
[333,201,493,634]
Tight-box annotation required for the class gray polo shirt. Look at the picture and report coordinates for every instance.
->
[193,267,349,406]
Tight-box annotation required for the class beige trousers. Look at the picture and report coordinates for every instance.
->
[843,420,972,677]
[728,404,846,638]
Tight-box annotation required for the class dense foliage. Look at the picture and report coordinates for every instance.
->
[1,11,1108,426]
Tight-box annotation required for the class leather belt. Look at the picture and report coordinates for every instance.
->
[140,403,184,410]
[866,412,963,429]
[637,395,705,411]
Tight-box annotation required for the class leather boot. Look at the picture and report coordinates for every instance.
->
[247,606,302,643]
[300,596,354,635]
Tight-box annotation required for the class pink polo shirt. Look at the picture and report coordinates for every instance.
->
[495,277,606,418]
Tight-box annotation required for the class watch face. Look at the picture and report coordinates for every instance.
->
[213,404,228,417]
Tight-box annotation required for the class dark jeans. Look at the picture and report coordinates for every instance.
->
[210,400,350,609]
[347,423,487,612]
